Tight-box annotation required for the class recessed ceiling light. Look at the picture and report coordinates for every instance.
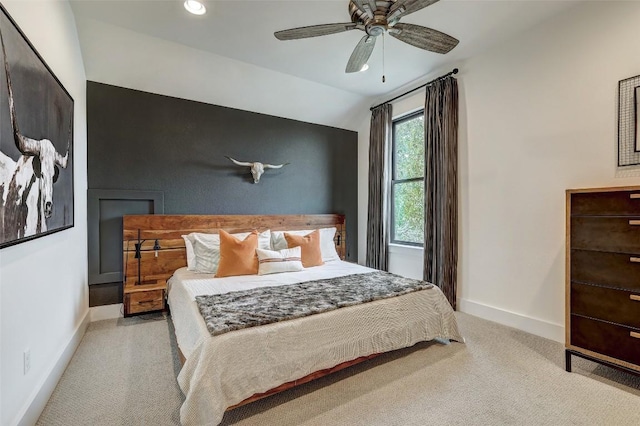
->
[360,64,369,72]
[184,0,206,15]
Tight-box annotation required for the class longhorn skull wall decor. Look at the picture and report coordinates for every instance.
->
[225,156,289,183]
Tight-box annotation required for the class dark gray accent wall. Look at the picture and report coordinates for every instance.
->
[87,81,358,306]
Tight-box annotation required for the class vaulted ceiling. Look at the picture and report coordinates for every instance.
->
[70,0,580,98]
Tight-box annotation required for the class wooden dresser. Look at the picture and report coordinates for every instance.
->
[566,186,640,374]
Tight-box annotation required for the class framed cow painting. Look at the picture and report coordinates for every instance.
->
[0,5,74,249]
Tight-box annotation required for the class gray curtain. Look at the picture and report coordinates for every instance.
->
[366,103,392,271]
[423,76,458,309]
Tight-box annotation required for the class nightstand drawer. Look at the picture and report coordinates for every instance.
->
[571,217,640,254]
[127,289,164,314]
[571,315,640,366]
[571,282,640,328]
[571,250,640,291]
[571,190,640,216]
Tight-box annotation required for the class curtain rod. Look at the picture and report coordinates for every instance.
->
[369,68,459,111]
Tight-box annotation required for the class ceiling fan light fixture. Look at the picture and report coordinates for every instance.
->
[360,64,369,72]
[184,0,206,15]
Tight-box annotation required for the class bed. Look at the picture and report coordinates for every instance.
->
[122,214,463,426]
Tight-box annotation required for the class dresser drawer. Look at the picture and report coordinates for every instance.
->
[571,282,640,328]
[127,289,164,314]
[571,315,640,366]
[571,190,640,216]
[570,217,640,254]
[571,250,640,291]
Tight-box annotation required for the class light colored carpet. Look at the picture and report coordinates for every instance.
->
[37,312,640,425]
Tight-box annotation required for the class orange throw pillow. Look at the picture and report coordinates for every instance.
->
[284,229,324,268]
[215,230,259,278]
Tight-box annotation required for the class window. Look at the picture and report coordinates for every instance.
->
[391,111,424,246]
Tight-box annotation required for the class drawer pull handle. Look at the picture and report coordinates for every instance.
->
[631,332,640,339]
[631,194,640,199]
[631,295,640,302]
[630,257,640,263]
[630,220,640,226]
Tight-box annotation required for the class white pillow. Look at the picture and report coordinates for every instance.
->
[182,234,197,270]
[256,246,304,275]
[270,227,340,262]
[189,230,271,274]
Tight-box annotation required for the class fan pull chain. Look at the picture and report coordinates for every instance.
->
[382,32,386,83]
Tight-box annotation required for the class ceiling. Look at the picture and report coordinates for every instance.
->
[70,0,579,98]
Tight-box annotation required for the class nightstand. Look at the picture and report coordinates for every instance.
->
[123,280,167,316]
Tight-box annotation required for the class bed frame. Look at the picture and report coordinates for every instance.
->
[122,214,380,409]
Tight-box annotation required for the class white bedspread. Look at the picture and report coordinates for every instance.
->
[168,261,463,426]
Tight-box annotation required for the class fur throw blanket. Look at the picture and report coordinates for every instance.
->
[195,271,434,336]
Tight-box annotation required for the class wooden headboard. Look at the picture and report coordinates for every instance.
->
[122,214,346,285]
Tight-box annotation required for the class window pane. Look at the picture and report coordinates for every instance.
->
[393,180,424,244]
[394,114,425,180]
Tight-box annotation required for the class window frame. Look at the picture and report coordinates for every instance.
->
[390,109,425,247]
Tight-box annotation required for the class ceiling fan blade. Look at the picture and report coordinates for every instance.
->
[274,23,357,41]
[389,23,458,54]
[345,35,377,73]
[388,0,440,21]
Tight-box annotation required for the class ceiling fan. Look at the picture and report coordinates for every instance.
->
[274,0,459,74]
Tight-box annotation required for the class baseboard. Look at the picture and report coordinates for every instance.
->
[458,298,564,343]
[16,310,90,426]
[89,303,123,321]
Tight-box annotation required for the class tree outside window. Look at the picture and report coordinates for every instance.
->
[391,111,424,246]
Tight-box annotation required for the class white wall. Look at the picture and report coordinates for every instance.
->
[359,1,640,342]
[459,0,640,341]
[0,1,88,425]
[73,17,370,132]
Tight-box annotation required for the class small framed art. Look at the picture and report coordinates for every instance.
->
[618,74,640,166]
